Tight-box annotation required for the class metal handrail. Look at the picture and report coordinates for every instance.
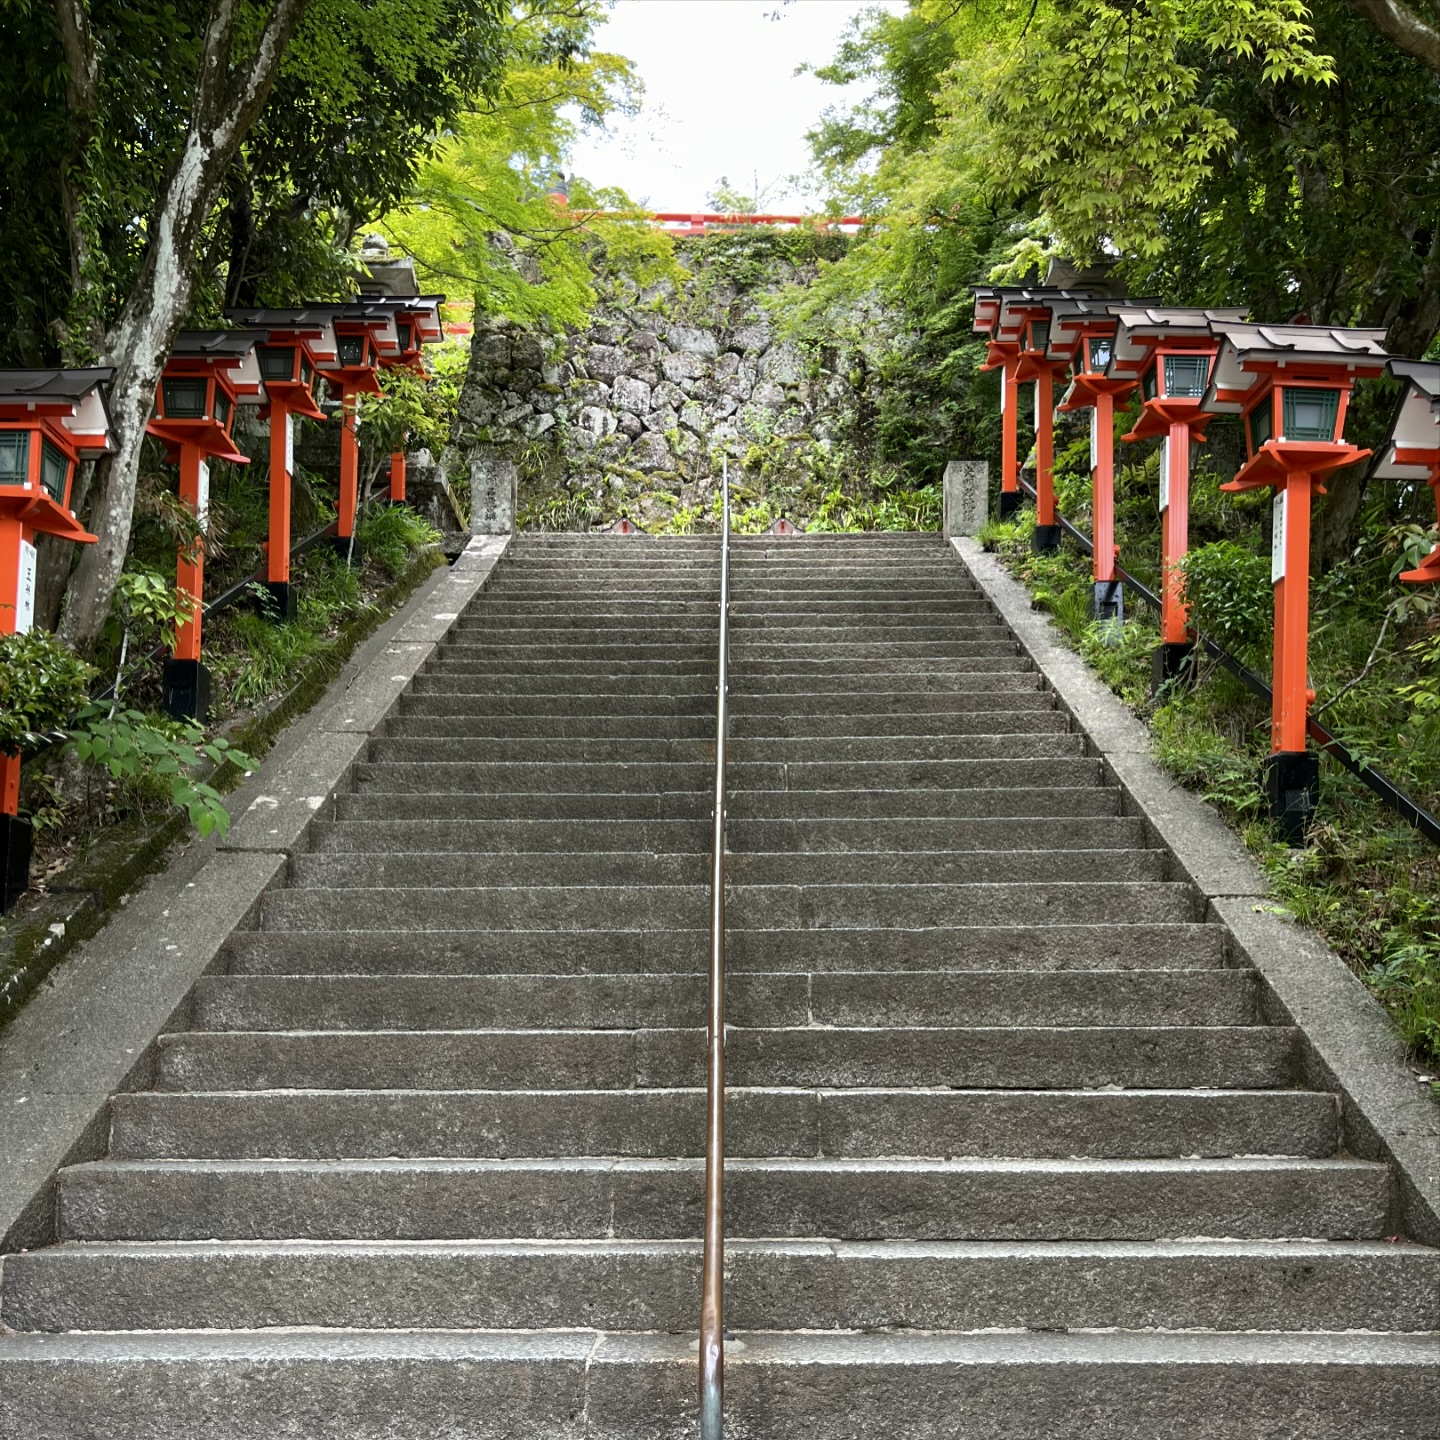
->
[699,457,731,1440]
[1015,476,1440,847]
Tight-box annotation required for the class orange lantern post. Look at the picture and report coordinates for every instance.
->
[315,306,391,558]
[1048,297,1150,620]
[0,369,115,910]
[1201,322,1390,840]
[972,286,1097,526]
[147,332,265,721]
[1109,307,1249,688]
[1375,359,1440,584]
[225,309,337,618]
[366,295,444,507]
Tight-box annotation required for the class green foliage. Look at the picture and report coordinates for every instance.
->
[378,6,679,331]
[0,630,96,754]
[356,505,443,580]
[68,707,254,839]
[1178,541,1274,660]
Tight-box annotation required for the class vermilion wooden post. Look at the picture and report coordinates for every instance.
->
[268,400,294,607]
[1000,358,1021,519]
[1160,420,1191,647]
[1203,320,1389,840]
[1272,472,1316,754]
[1033,365,1058,546]
[1092,392,1117,591]
[389,449,406,503]
[338,396,360,550]
[173,444,206,666]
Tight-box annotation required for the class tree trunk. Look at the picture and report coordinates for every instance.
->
[55,0,309,653]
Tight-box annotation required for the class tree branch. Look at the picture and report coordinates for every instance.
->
[1347,0,1440,73]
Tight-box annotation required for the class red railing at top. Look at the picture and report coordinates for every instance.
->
[647,212,870,235]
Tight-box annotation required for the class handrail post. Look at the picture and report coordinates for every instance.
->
[700,457,730,1440]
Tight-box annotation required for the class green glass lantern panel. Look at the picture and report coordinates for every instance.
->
[337,335,365,367]
[1247,396,1274,452]
[301,356,314,389]
[0,431,29,485]
[1163,354,1210,398]
[1282,387,1340,442]
[1087,337,1112,372]
[1142,365,1158,401]
[259,345,296,381]
[1028,320,1050,354]
[397,321,414,353]
[213,388,232,429]
[40,437,69,503]
[163,378,208,419]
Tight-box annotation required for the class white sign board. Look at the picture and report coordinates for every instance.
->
[1033,382,1041,430]
[196,460,211,535]
[1271,490,1287,583]
[1158,437,1170,513]
[1088,408,1098,472]
[1000,376,1007,414]
[15,538,37,634]
[285,413,295,476]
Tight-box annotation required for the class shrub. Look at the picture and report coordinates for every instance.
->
[1178,540,1273,659]
[356,504,442,579]
[0,630,95,752]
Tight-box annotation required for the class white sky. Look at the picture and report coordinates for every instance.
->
[567,0,906,213]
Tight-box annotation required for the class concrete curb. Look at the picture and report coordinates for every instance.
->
[954,536,1440,1247]
[0,536,510,1252]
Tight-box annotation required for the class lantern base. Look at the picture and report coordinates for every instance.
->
[1265,750,1320,846]
[1151,642,1196,694]
[1093,581,1124,625]
[998,490,1024,521]
[1,812,32,914]
[1032,524,1061,553]
[258,581,297,622]
[163,660,212,724]
[325,534,365,564]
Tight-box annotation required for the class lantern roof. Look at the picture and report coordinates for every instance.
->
[1202,322,1389,413]
[0,367,117,456]
[166,330,269,402]
[1105,306,1249,378]
[1373,358,1440,481]
[224,308,341,365]
[1041,296,1160,363]
[970,286,1099,344]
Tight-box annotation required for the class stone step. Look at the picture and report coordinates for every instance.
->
[363,734,1086,766]
[11,1237,1433,1336]
[2,1329,1435,1440]
[257,880,1197,932]
[332,785,1123,823]
[287,846,1165,891]
[441,639,1019,661]
[423,656,720,675]
[152,1024,1292,1094]
[351,758,1106,794]
[400,686,717,713]
[54,1155,1390,1242]
[384,709,1071,739]
[224,922,1226,976]
[307,815,1146,854]
[107,1085,1335,1162]
[190,968,1258,1033]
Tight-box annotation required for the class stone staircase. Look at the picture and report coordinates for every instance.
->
[0,532,1436,1437]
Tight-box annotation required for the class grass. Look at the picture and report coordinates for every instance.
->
[981,510,1440,1077]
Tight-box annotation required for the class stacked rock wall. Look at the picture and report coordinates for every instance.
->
[444,232,893,530]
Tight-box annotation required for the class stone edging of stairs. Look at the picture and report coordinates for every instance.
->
[0,535,510,1253]
[955,535,1440,1247]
